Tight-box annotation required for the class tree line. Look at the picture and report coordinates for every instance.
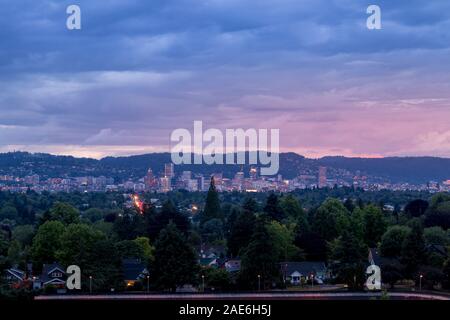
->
[1,179,450,297]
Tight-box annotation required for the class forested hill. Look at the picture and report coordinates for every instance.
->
[317,156,450,184]
[0,151,450,184]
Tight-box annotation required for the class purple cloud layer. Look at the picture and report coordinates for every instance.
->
[1,0,450,158]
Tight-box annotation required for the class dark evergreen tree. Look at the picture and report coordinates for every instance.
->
[404,199,429,218]
[227,209,256,257]
[240,217,280,290]
[294,231,327,261]
[280,195,305,221]
[401,219,427,277]
[329,230,367,289]
[344,198,355,212]
[113,209,144,240]
[145,201,190,241]
[152,223,199,291]
[382,261,403,288]
[443,258,450,289]
[224,206,240,239]
[362,205,387,247]
[242,197,258,214]
[263,193,284,222]
[424,194,450,229]
[200,177,222,225]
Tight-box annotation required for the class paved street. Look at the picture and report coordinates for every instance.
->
[35,291,450,301]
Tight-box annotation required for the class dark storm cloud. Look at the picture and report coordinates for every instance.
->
[1,0,450,157]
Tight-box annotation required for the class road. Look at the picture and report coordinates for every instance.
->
[35,291,450,301]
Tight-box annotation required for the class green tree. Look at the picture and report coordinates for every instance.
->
[113,210,145,240]
[362,205,387,247]
[329,230,367,289]
[85,238,123,292]
[443,258,450,289]
[349,207,365,241]
[152,223,199,291]
[31,221,65,270]
[56,224,121,291]
[382,261,403,288]
[313,198,350,241]
[242,197,258,213]
[224,206,240,239]
[380,226,411,257]
[116,237,154,264]
[133,237,154,264]
[7,240,23,266]
[144,201,190,240]
[203,268,232,291]
[240,217,280,290]
[424,226,449,246]
[404,199,429,218]
[83,208,104,223]
[116,240,146,260]
[344,198,355,212]
[416,266,444,290]
[267,221,301,261]
[280,195,304,220]
[56,224,106,266]
[12,225,35,248]
[0,229,9,273]
[92,221,114,238]
[200,177,222,225]
[264,193,285,222]
[425,193,450,229]
[424,227,449,267]
[401,219,427,277]
[227,209,256,257]
[47,202,80,225]
[0,206,18,221]
[200,218,224,243]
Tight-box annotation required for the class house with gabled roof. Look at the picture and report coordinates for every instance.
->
[280,261,328,285]
[224,259,241,273]
[40,263,66,289]
[3,267,26,287]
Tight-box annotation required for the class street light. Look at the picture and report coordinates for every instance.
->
[89,276,93,294]
[419,274,423,291]
[147,275,150,293]
[257,275,261,292]
[311,274,314,290]
[202,275,205,293]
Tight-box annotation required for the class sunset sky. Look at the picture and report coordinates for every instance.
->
[1,0,450,159]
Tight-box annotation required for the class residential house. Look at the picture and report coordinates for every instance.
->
[3,267,25,288]
[122,258,149,288]
[198,244,226,259]
[281,261,328,285]
[368,247,399,269]
[39,263,67,292]
[224,259,241,273]
[200,257,219,268]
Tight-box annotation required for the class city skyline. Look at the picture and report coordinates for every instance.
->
[1,1,450,159]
